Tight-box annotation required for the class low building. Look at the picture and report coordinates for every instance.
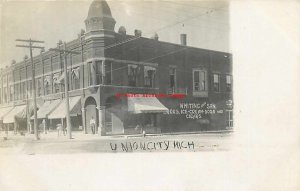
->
[0,0,233,135]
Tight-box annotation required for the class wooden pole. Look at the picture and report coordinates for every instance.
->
[63,42,72,139]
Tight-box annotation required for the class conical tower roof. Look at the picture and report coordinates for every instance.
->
[86,0,113,20]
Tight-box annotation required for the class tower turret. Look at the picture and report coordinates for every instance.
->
[85,0,116,39]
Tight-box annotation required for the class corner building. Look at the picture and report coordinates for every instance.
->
[0,0,233,135]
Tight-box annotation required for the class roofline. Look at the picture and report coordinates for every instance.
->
[4,33,231,71]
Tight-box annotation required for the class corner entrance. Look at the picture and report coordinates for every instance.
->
[84,97,98,134]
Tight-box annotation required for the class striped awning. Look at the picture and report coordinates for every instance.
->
[48,96,81,119]
[31,99,61,119]
[0,107,14,120]
[3,105,27,124]
[128,97,168,114]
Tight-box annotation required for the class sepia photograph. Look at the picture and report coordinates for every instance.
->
[0,0,232,154]
[0,0,299,191]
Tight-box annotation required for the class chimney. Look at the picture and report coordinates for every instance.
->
[118,26,126,35]
[180,34,187,46]
[134,29,142,37]
[151,33,159,41]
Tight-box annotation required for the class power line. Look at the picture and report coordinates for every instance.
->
[16,38,44,141]
[102,32,229,75]
[104,5,227,51]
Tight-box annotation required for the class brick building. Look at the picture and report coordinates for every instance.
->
[0,0,233,135]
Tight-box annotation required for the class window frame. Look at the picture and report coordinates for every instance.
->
[192,69,207,92]
[226,74,232,92]
[144,66,156,88]
[169,66,177,90]
[213,73,220,92]
[226,110,233,128]
[105,62,113,85]
[128,64,138,87]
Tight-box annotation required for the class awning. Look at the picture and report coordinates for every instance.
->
[3,105,27,124]
[31,99,61,119]
[48,96,81,119]
[128,97,168,114]
[0,107,14,120]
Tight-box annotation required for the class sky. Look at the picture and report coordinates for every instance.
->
[0,0,230,68]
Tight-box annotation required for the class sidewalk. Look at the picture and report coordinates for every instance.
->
[0,129,233,143]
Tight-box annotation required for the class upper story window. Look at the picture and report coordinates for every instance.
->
[3,75,7,85]
[44,75,51,95]
[89,61,102,86]
[3,87,7,103]
[21,82,26,99]
[10,85,14,101]
[71,67,80,90]
[0,88,2,104]
[105,62,112,85]
[213,74,220,92]
[53,73,61,93]
[14,83,19,100]
[36,78,42,97]
[128,64,138,87]
[27,80,32,98]
[144,66,156,87]
[226,75,232,92]
[193,69,206,92]
[169,67,176,90]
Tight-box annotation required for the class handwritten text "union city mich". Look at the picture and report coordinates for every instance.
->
[110,141,195,152]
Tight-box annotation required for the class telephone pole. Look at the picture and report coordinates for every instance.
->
[50,42,80,139]
[16,39,44,140]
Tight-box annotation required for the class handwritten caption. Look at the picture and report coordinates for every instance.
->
[110,140,195,152]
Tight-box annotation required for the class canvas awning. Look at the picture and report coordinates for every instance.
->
[31,99,61,119]
[0,107,14,121]
[3,105,27,124]
[48,96,81,119]
[128,97,168,114]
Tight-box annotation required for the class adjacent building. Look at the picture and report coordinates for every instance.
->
[0,0,233,135]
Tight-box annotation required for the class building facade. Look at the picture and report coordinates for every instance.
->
[0,0,233,135]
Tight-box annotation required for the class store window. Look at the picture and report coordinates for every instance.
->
[143,113,157,127]
[193,69,206,91]
[213,74,220,92]
[226,110,233,128]
[144,66,156,87]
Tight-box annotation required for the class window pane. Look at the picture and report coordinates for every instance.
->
[144,66,156,87]
[169,68,175,75]
[213,74,219,83]
[193,70,206,91]
[194,71,199,83]
[128,64,138,86]
[226,75,231,84]
[199,71,205,91]
[169,67,176,89]
[105,62,112,85]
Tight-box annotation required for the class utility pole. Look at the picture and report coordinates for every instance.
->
[16,39,44,140]
[50,42,80,139]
